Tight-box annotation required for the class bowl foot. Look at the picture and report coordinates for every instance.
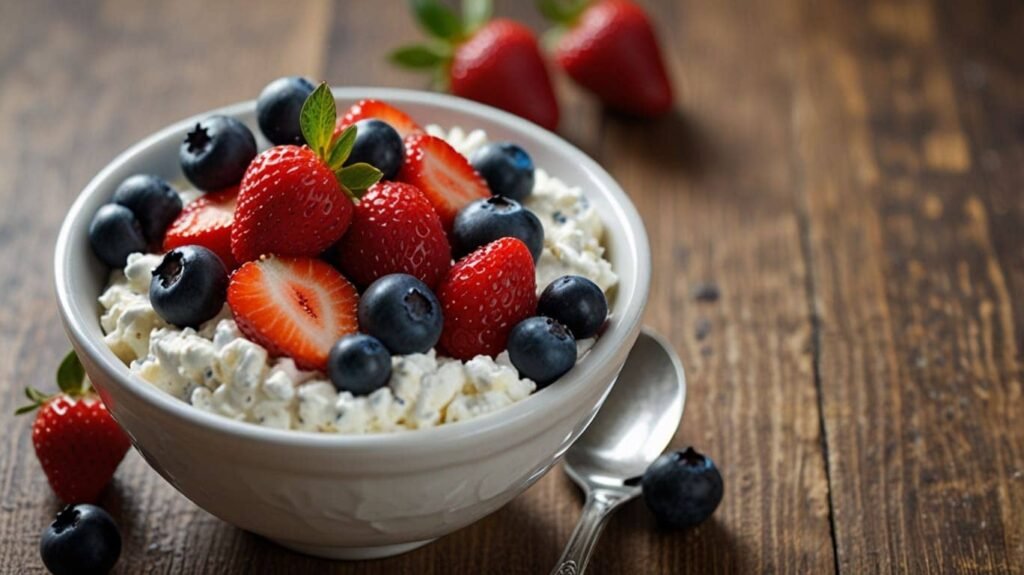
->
[271,537,436,560]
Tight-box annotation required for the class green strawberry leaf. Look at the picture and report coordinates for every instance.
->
[536,0,590,24]
[462,0,492,32]
[338,163,383,195]
[300,82,337,159]
[15,404,38,416]
[56,350,86,396]
[389,45,447,69]
[411,0,463,40]
[328,124,358,172]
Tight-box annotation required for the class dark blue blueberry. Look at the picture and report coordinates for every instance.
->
[328,334,392,396]
[451,196,544,261]
[256,76,316,146]
[111,174,182,245]
[538,275,608,339]
[507,316,576,388]
[358,274,443,355]
[40,504,121,575]
[88,204,147,268]
[179,115,257,191]
[149,245,228,328]
[470,142,535,201]
[642,447,724,529]
[344,119,404,180]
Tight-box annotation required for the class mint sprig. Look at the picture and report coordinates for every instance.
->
[15,350,91,415]
[299,82,383,199]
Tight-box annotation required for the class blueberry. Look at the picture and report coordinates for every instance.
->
[470,142,535,201]
[180,115,257,191]
[256,76,316,146]
[328,334,392,395]
[507,316,576,387]
[88,204,147,268]
[642,447,724,529]
[111,174,182,245]
[150,245,228,328]
[358,274,443,355]
[344,119,405,180]
[452,196,544,261]
[538,275,608,339]
[40,504,121,575]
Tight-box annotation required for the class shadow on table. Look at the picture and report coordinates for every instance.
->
[602,107,719,182]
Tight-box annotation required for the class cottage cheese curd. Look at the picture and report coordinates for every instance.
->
[98,127,616,434]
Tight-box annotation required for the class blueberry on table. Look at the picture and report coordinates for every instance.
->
[256,76,316,146]
[451,196,544,261]
[179,115,257,191]
[358,274,444,355]
[328,334,392,396]
[344,119,405,180]
[538,275,608,339]
[40,504,121,575]
[470,142,535,201]
[150,245,228,328]
[507,316,577,387]
[111,174,182,245]
[642,447,724,529]
[88,203,147,268]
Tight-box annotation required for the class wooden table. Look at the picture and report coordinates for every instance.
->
[1,0,1021,573]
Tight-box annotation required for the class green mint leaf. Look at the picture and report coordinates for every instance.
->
[389,45,447,69]
[328,125,358,172]
[56,350,86,396]
[300,82,337,159]
[338,163,383,195]
[462,0,492,32]
[411,0,463,40]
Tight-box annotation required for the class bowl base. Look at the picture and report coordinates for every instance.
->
[271,537,436,560]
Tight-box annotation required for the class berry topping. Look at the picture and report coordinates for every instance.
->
[397,133,490,231]
[327,334,392,396]
[451,196,544,262]
[232,83,383,263]
[359,274,444,355]
[507,316,577,387]
[40,504,122,575]
[228,256,359,371]
[437,237,537,360]
[163,186,239,270]
[150,245,229,328]
[256,76,316,145]
[179,115,257,191]
[336,99,422,139]
[537,275,608,339]
[642,447,724,529]
[334,181,451,290]
[345,119,405,180]
[470,142,535,201]
[88,204,146,268]
[111,174,182,245]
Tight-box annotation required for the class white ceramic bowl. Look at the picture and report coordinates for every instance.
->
[54,87,651,560]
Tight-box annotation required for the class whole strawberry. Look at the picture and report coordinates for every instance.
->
[391,0,560,130]
[17,352,131,504]
[438,237,537,359]
[540,0,673,117]
[231,83,383,263]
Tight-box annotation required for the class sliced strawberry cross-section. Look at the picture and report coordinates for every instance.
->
[398,133,490,232]
[335,99,423,140]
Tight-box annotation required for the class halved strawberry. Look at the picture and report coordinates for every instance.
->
[335,99,423,140]
[164,187,239,269]
[228,256,359,371]
[397,133,490,231]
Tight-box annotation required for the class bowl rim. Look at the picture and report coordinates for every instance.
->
[54,86,651,452]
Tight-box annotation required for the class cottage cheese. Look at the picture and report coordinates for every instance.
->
[98,126,616,434]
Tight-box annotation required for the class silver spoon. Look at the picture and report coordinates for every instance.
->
[552,328,686,575]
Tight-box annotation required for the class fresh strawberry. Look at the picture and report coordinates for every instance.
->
[391,2,559,130]
[335,182,452,289]
[17,351,131,504]
[228,255,359,371]
[437,237,537,360]
[164,186,239,269]
[231,83,383,264]
[397,133,490,231]
[541,0,673,117]
[335,99,423,140]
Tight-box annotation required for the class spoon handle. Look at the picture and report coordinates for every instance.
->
[551,489,632,575]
